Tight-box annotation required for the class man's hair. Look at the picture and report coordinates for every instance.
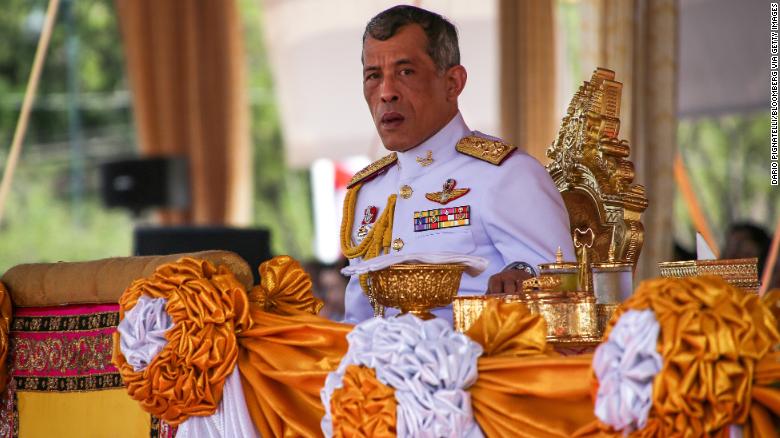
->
[363,5,460,72]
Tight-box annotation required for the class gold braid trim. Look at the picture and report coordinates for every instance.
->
[340,182,397,292]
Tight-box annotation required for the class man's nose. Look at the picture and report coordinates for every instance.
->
[380,77,399,103]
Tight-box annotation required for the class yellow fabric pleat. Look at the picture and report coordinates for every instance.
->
[237,308,352,438]
[17,389,150,438]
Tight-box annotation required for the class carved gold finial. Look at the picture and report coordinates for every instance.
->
[574,228,595,293]
[546,68,648,269]
[555,246,563,264]
[607,228,617,263]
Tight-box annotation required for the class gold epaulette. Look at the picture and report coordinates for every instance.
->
[456,135,516,165]
[347,152,398,188]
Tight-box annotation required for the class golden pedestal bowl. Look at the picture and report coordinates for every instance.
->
[368,263,466,320]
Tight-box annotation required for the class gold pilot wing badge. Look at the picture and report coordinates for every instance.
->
[425,178,470,205]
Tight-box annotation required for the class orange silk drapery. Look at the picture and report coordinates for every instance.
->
[466,301,599,437]
[116,258,780,437]
[112,258,252,425]
[330,365,397,437]
[237,308,351,437]
[234,297,600,437]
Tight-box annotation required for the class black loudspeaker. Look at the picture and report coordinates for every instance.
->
[99,157,189,214]
[133,226,272,283]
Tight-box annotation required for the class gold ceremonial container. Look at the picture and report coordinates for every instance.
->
[452,295,525,332]
[368,263,466,320]
[453,293,616,347]
[524,291,601,346]
[658,257,759,293]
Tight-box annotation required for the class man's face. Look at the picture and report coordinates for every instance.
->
[362,24,461,152]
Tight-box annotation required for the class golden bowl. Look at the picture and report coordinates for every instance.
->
[368,263,466,320]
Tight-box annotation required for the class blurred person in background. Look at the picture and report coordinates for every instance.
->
[722,223,771,276]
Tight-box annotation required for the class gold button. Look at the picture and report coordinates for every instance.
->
[392,238,404,251]
[400,185,413,199]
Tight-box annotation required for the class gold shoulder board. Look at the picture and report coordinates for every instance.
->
[347,153,398,188]
[456,135,517,165]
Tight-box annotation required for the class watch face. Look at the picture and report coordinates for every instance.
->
[512,262,535,276]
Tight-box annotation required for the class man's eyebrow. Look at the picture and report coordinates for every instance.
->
[363,59,415,73]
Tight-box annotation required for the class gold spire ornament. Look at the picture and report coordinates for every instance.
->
[546,68,648,268]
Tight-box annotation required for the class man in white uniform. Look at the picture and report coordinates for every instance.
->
[341,5,575,322]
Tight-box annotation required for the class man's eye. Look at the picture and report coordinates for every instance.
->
[400,69,414,76]
[364,73,379,82]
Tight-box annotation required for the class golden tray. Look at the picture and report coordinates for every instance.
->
[368,263,466,320]
[658,258,759,293]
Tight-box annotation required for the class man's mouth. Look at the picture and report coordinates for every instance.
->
[380,112,405,129]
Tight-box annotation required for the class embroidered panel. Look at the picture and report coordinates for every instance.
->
[10,304,121,392]
[0,380,19,438]
[5,303,158,437]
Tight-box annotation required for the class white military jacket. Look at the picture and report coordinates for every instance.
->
[343,113,575,323]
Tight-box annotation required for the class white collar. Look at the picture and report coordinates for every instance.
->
[396,112,470,180]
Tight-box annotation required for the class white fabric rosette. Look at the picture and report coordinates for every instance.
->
[117,295,259,438]
[592,309,663,433]
[321,314,484,437]
[117,296,173,371]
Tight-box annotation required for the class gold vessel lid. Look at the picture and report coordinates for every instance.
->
[590,245,632,271]
[591,262,633,271]
[538,247,579,272]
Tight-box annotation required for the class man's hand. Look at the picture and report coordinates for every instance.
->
[487,269,534,295]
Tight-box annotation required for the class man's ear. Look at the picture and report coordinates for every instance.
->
[445,65,467,101]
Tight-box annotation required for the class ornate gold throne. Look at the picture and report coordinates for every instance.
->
[546,68,648,268]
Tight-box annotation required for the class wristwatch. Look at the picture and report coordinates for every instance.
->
[503,261,537,277]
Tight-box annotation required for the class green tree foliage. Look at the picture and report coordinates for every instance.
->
[0,0,315,274]
[239,0,314,260]
[0,0,318,273]
[0,0,135,273]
